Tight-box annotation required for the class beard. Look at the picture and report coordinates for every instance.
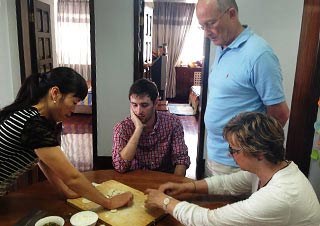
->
[138,113,152,124]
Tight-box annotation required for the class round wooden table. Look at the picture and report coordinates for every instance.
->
[0,170,239,226]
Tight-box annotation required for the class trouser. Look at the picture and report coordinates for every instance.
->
[205,159,240,177]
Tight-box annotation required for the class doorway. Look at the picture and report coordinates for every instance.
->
[16,0,94,172]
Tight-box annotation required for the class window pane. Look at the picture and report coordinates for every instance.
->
[178,11,204,67]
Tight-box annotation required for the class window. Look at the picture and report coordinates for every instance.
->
[178,11,204,67]
[56,18,91,65]
[55,0,91,81]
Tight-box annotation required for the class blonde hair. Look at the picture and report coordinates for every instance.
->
[223,112,285,164]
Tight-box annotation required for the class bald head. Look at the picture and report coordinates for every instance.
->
[196,0,243,47]
[197,0,238,13]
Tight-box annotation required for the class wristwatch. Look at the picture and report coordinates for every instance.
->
[163,197,171,212]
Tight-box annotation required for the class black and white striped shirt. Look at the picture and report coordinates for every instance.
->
[0,107,59,196]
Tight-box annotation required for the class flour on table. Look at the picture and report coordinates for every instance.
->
[82,198,92,204]
[104,188,125,199]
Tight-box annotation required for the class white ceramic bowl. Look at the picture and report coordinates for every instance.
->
[35,216,65,226]
[70,211,98,226]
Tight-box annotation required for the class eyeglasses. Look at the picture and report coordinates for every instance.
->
[229,145,241,155]
[199,8,230,30]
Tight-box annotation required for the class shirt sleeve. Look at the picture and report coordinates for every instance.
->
[251,51,286,106]
[171,117,190,168]
[21,116,59,149]
[112,122,132,173]
[205,171,254,195]
[173,186,290,226]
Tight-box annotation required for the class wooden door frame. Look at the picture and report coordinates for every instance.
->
[133,0,144,81]
[16,0,36,81]
[196,38,210,179]
[286,0,320,176]
[196,0,320,178]
[16,0,53,79]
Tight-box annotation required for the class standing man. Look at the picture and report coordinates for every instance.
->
[196,0,290,176]
[112,79,190,176]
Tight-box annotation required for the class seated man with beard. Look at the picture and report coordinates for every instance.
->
[112,79,190,176]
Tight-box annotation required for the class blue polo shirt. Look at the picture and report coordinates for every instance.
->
[204,26,286,167]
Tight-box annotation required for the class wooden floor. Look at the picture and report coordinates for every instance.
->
[178,115,199,179]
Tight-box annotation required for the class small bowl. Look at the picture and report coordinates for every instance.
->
[70,211,98,226]
[35,216,65,226]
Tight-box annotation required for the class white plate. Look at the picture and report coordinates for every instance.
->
[70,211,98,226]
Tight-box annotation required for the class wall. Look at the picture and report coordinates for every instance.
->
[0,0,20,108]
[204,0,304,158]
[95,1,133,156]
[0,0,56,109]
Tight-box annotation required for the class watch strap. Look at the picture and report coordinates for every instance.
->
[163,197,172,212]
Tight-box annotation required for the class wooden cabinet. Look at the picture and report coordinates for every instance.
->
[175,66,202,102]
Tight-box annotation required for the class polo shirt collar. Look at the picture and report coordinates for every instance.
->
[224,25,253,50]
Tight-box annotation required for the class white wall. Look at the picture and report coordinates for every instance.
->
[205,0,304,159]
[95,1,133,156]
[0,0,20,108]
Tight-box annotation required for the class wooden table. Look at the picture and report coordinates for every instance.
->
[0,170,239,226]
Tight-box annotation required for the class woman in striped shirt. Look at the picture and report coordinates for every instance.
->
[0,67,132,209]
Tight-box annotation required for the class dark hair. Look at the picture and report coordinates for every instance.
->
[0,67,88,121]
[128,78,159,102]
[223,112,285,164]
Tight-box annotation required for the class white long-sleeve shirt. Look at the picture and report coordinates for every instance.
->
[173,162,320,226]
